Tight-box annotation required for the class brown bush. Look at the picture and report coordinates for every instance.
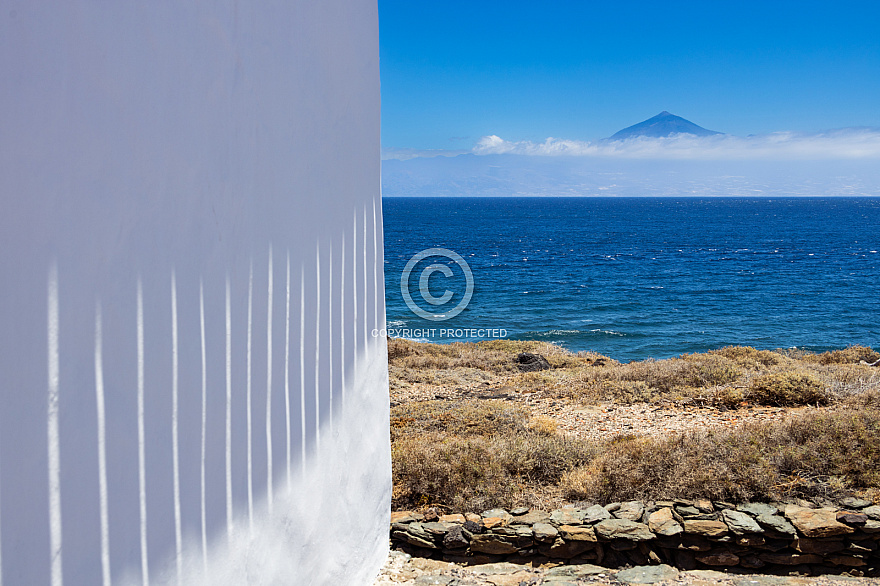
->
[391,400,526,440]
[803,345,880,365]
[560,410,880,504]
[748,370,828,406]
[708,345,786,367]
[392,430,594,511]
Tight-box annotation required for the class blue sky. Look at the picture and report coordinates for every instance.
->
[379,0,880,151]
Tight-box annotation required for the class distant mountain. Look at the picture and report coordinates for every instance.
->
[609,111,722,140]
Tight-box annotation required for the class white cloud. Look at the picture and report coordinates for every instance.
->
[472,128,880,160]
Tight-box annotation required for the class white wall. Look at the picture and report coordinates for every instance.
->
[0,1,389,584]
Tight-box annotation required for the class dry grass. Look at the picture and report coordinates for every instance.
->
[391,400,594,511]
[388,340,880,511]
[563,409,880,504]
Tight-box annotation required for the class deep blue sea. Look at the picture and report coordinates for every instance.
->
[382,197,880,362]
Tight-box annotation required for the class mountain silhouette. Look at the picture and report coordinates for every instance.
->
[609,111,722,140]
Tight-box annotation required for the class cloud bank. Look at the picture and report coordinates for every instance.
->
[473,128,880,160]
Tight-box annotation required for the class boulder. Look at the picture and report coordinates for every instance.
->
[558,525,597,542]
[550,508,585,526]
[683,520,728,538]
[721,509,763,534]
[836,511,868,525]
[545,564,607,578]
[581,504,612,524]
[615,564,679,584]
[515,352,550,372]
[736,503,777,517]
[532,522,558,543]
[594,519,654,542]
[422,522,451,535]
[861,519,880,533]
[392,523,438,549]
[514,510,551,525]
[390,511,425,524]
[538,537,593,559]
[648,508,683,537]
[755,513,796,536]
[442,525,471,549]
[481,508,512,521]
[694,499,715,513]
[614,501,646,521]
[413,576,454,586]
[840,497,872,509]
[785,506,855,538]
[482,517,507,530]
[470,534,519,555]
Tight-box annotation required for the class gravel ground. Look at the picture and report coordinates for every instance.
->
[371,550,880,586]
[391,377,825,443]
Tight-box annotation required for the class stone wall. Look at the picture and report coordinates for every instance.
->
[390,499,880,577]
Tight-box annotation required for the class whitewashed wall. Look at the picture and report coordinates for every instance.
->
[0,1,389,585]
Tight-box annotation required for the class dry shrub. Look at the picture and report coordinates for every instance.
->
[567,354,744,405]
[709,346,786,367]
[748,370,828,406]
[803,345,880,365]
[596,380,654,404]
[391,430,593,511]
[509,371,559,391]
[713,386,746,409]
[527,416,559,435]
[681,354,745,387]
[561,410,880,504]
[391,400,525,439]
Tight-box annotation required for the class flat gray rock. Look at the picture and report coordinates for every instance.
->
[614,501,646,521]
[685,570,730,580]
[550,508,585,525]
[840,497,871,509]
[413,576,454,586]
[722,509,764,534]
[736,503,778,517]
[733,577,799,586]
[863,505,880,520]
[594,518,654,541]
[755,513,796,536]
[615,564,679,584]
[581,504,612,524]
[514,510,551,525]
[466,562,524,575]
[545,564,607,577]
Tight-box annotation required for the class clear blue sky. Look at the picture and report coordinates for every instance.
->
[379,0,880,150]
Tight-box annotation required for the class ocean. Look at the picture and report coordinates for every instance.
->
[382,197,880,362]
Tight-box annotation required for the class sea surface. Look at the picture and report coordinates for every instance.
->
[382,197,880,362]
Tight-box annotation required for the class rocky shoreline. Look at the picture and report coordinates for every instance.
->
[388,498,880,580]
